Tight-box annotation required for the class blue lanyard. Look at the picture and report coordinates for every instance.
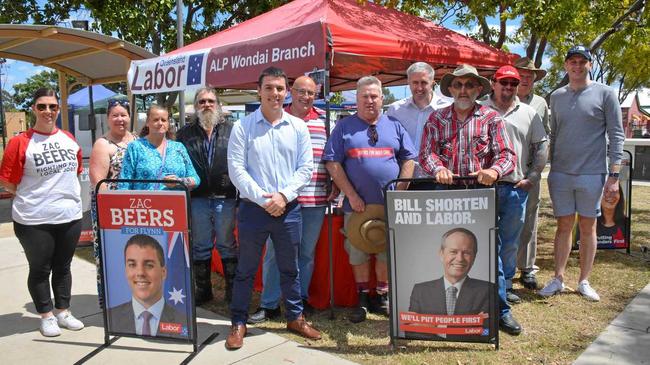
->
[205,128,217,168]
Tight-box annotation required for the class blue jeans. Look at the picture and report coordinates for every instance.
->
[261,206,326,308]
[190,197,237,260]
[230,201,303,325]
[496,184,528,316]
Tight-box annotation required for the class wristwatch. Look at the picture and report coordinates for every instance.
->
[608,172,620,178]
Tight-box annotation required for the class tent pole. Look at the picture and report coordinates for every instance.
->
[58,71,69,131]
[324,51,335,320]
[176,0,185,128]
[88,84,96,144]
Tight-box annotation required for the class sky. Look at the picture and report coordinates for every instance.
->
[0,8,530,102]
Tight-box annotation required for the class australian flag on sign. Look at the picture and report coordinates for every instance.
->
[165,231,192,338]
[186,53,204,86]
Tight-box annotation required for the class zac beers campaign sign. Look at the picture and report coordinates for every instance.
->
[96,190,195,342]
[385,188,499,346]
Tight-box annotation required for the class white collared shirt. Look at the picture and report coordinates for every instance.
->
[387,95,452,151]
[132,296,165,336]
[387,95,452,177]
[443,276,467,298]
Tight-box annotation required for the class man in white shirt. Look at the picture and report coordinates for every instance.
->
[387,62,451,187]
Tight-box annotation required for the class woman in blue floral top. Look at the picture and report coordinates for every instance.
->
[119,105,200,190]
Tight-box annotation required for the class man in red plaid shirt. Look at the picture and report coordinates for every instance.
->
[419,64,515,185]
[418,64,520,336]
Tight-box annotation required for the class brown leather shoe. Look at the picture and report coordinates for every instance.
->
[286,314,321,340]
[225,324,246,350]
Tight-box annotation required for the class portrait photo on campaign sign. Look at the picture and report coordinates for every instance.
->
[386,189,498,342]
[575,180,630,250]
[97,190,194,341]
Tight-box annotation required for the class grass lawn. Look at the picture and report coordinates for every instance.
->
[77,182,650,364]
[205,181,650,365]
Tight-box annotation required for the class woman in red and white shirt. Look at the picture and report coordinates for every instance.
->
[0,88,85,337]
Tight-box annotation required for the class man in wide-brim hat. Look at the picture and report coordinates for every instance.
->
[511,56,551,293]
[419,64,516,334]
[420,64,515,187]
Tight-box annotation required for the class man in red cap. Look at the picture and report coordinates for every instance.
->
[420,64,518,335]
[480,65,548,335]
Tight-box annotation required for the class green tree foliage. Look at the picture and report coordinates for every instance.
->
[12,70,80,111]
[0,1,80,24]
[81,0,288,56]
[81,0,289,106]
[1,89,18,112]
[374,0,649,101]
[382,87,397,105]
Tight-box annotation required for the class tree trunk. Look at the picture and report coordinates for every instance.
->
[526,33,538,59]
[534,37,547,68]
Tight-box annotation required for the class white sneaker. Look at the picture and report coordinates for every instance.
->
[56,311,85,330]
[578,280,601,302]
[40,316,61,337]
[538,277,565,297]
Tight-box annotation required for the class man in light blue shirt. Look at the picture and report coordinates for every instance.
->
[387,62,451,184]
[225,67,320,350]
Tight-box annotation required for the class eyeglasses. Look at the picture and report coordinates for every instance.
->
[198,98,216,105]
[497,79,520,87]
[35,103,59,112]
[367,124,378,145]
[107,99,130,108]
[293,88,316,97]
[451,81,478,90]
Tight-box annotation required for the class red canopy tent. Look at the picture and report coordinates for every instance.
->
[128,0,516,94]
[126,0,518,310]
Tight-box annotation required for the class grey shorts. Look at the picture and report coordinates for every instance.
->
[548,171,606,218]
[343,212,387,265]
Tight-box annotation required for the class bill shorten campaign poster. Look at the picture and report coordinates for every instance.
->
[386,188,498,344]
[97,190,194,341]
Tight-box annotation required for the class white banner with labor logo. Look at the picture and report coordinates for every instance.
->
[386,188,498,344]
[128,49,210,94]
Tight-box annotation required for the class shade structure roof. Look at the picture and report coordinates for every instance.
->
[128,0,516,94]
[0,24,156,85]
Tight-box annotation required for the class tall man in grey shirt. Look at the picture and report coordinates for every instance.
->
[513,57,550,290]
[539,46,625,302]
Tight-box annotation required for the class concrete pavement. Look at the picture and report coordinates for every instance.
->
[574,283,650,365]
[1,191,649,364]
[0,222,357,365]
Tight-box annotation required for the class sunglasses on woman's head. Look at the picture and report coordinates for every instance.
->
[36,103,59,112]
[108,99,130,108]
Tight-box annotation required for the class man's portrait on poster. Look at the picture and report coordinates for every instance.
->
[406,227,491,339]
[107,234,188,338]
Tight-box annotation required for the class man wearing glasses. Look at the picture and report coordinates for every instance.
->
[480,65,548,335]
[323,76,416,323]
[176,88,238,305]
[419,64,517,334]
[249,76,334,323]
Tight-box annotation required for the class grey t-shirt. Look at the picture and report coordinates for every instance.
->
[521,93,550,135]
[481,97,548,183]
[549,82,624,175]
